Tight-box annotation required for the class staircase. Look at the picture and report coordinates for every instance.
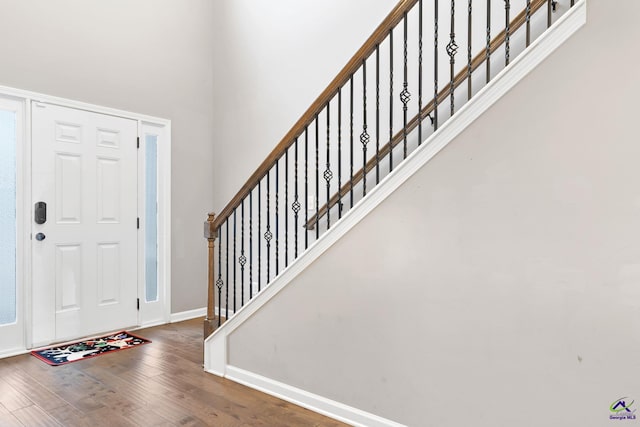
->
[204,1,586,425]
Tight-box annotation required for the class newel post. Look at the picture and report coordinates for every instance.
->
[204,212,218,338]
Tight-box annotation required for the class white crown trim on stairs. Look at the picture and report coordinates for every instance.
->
[205,2,586,425]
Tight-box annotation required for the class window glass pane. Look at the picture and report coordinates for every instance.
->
[0,110,16,325]
[145,135,158,302]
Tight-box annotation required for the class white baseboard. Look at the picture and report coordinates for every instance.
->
[170,307,206,323]
[170,306,235,324]
[0,348,29,359]
[223,366,407,427]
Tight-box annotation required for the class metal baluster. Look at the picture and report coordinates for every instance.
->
[389,28,394,171]
[325,103,332,230]
[285,149,289,268]
[293,138,300,257]
[418,0,423,144]
[225,220,229,319]
[505,0,511,66]
[401,13,410,159]
[571,0,575,6]
[216,225,223,326]
[376,44,380,184]
[447,0,458,116]
[275,159,279,275]
[258,180,261,291]
[240,200,246,306]
[547,0,552,28]
[338,89,343,219]
[315,116,320,239]
[361,60,370,196]
[467,0,472,100]
[304,128,309,249]
[526,0,532,46]
[434,1,439,130]
[265,170,272,284]
[350,76,354,208]
[233,209,236,313]
[486,0,491,83]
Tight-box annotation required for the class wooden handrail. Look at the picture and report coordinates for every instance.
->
[305,0,547,229]
[213,0,419,230]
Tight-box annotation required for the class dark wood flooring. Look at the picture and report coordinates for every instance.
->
[0,318,347,426]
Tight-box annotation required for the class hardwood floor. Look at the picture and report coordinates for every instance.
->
[0,318,348,427]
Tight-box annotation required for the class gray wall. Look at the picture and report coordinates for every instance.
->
[210,0,397,211]
[0,0,215,313]
[227,1,640,425]
[0,1,402,313]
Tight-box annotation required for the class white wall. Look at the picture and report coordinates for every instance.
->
[0,0,214,313]
[226,1,640,425]
[211,0,398,211]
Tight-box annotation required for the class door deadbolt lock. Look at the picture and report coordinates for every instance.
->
[35,201,47,224]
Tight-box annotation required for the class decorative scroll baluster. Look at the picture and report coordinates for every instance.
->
[389,28,394,171]
[240,201,246,306]
[315,117,320,239]
[376,45,380,184]
[265,171,272,284]
[486,0,491,83]
[505,0,511,65]
[526,0,532,46]
[293,138,300,257]
[216,225,223,325]
[337,89,343,219]
[434,1,439,130]
[350,76,354,207]
[325,104,332,230]
[304,128,309,249]
[418,0,423,145]
[447,0,458,116]
[233,209,236,313]
[225,220,229,319]
[401,12,410,159]
[361,60,370,197]
[467,0,472,100]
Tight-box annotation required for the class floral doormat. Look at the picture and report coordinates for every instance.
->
[31,331,151,366]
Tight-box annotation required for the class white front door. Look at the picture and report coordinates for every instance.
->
[31,103,138,345]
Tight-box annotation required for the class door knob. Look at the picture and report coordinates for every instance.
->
[35,233,46,241]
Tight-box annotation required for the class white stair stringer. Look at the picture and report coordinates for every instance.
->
[204,2,586,426]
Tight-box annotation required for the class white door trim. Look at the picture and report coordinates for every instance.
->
[0,85,171,352]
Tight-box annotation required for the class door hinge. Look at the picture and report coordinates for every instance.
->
[137,217,140,229]
[137,137,140,149]
[137,298,140,310]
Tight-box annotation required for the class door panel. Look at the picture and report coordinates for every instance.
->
[32,103,138,345]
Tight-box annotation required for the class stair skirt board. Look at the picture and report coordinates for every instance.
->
[205,1,586,425]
